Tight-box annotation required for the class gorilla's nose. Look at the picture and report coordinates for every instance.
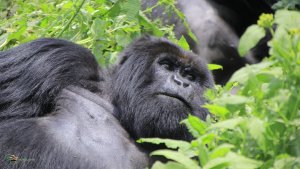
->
[172,74,190,88]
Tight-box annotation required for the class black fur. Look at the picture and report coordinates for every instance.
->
[0,36,213,169]
[0,39,101,120]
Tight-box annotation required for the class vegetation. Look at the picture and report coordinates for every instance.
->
[0,0,186,65]
[1,0,300,168]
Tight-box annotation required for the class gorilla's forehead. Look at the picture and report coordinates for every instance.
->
[127,36,211,78]
[140,38,203,59]
[148,41,208,71]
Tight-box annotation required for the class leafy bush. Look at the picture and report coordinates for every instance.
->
[139,10,300,169]
[0,0,187,66]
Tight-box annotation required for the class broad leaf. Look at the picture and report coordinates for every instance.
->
[238,25,266,57]
[151,150,200,169]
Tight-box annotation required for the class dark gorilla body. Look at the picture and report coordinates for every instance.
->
[0,36,213,169]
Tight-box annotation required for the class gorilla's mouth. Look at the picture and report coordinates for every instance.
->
[156,92,191,109]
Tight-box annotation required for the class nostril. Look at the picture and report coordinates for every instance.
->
[183,83,189,88]
[172,75,182,86]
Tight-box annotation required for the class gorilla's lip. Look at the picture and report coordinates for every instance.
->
[156,92,192,109]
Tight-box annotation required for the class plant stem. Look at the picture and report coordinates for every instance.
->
[56,0,86,38]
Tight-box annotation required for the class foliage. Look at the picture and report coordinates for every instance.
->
[272,0,300,10]
[139,9,300,169]
[0,0,189,66]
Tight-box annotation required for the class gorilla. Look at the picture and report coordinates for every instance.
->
[142,0,273,84]
[0,36,213,169]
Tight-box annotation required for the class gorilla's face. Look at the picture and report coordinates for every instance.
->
[111,36,213,141]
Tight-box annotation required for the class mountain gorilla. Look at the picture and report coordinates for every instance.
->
[0,36,213,169]
[143,0,274,84]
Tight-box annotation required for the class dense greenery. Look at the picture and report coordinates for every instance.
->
[1,0,300,169]
[0,0,188,65]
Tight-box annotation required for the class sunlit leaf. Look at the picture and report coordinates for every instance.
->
[151,150,200,169]
[275,10,300,29]
[178,36,190,51]
[152,161,187,169]
[208,117,245,130]
[137,138,190,151]
[238,25,266,57]
[208,64,223,71]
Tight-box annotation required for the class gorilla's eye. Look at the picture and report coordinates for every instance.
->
[186,74,196,81]
[158,58,175,71]
[162,63,173,71]
[182,67,197,82]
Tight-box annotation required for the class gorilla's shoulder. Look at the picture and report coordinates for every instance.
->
[37,86,149,169]
[56,86,114,117]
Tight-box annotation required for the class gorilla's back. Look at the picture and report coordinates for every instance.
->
[0,86,148,169]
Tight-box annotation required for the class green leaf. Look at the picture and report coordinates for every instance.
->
[204,152,262,169]
[108,0,140,21]
[238,25,266,56]
[178,36,190,51]
[138,13,164,37]
[247,117,266,149]
[120,0,140,21]
[208,117,245,130]
[91,18,107,39]
[208,64,223,71]
[151,150,200,169]
[256,73,275,82]
[226,153,263,169]
[290,118,300,127]
[275,10,300,29]
[108,0,121,18]
[273,155,300,169]
[152,161,187,169]
[229,61,274,84]
[137,138,190,150]
[203,157,230,169]
[270,26,294,61]
[203,104,229,118]
[182,119,201,137]
[61,1,74,9]
[0,33,9,48]
[187,114,207,135]
[199,133,216,145]
[214,95,250,105]
[209,144,235,159]
[197,140,209,166]
[115,31,131,47]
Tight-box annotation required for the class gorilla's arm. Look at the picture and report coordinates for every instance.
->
[0,39,101,120]
[0,86,148,169]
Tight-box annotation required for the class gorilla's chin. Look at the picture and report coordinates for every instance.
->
[120,96,193,141]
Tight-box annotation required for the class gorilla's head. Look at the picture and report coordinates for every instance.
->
[109,36,214,141]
